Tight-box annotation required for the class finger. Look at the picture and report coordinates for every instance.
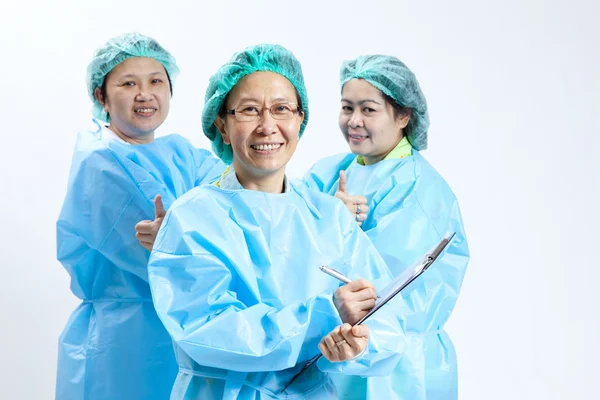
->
[135,233,154,244]
[341,287,376,304]
[322,335,341,361]
[342,325,369,352]
[336,340,354,361]
[135,221,154,234]
[355,212,368,223]
[154,195,167,219]
[352,325,370,339]
[318,340,333,361]
[138,241,152,251]
[338,170,347,194]
[345,279,375,293]
[352,205,369,214]
[338,324,361,357]
[357,298,376,311]
[354,286,378,301]
[347,195,368,205]
[330,325,345,342]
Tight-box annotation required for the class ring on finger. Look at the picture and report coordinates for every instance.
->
[356,204,361,214]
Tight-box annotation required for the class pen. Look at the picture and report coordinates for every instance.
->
[319,265,352,284]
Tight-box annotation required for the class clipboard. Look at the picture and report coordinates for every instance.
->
[281,232,456,393]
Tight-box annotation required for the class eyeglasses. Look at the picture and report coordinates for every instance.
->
[226,103,303,122]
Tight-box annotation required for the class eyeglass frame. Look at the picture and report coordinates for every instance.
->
[225,103,303,122]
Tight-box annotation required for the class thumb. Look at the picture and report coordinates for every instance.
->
[154,195,167,219]
[338,170,348,194]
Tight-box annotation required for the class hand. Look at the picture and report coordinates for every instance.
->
[135,195,166,251]
[319,323,369,362]
[334,170,369,226]
[333,279,377,325]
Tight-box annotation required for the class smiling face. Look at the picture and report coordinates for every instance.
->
[339,78,410,165]
[94,57,171,141]
[215,71,304,184]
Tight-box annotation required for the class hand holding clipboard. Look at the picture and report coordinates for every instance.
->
[281,232,456,393]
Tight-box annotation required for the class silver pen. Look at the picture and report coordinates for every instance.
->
[319,265,352,284]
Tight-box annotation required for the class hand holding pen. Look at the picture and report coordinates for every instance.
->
[320,266,378,325]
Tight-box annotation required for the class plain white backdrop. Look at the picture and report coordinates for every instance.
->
[1,0,598,398]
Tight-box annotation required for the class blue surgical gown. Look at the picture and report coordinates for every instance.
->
[147,182,407,399]
[56,123,225,400]
[302,151,470,400]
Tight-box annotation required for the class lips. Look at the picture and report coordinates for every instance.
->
[348,133,369,143]
[251,143,283,152]
[134,107,157,116]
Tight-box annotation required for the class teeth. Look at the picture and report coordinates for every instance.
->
[350,135,368,139]
[135,108,155,113]
[252,143,282,151]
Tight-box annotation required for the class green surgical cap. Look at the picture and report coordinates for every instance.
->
[340,55,429,150]
[202,44,309,164]
[87,32,180,122]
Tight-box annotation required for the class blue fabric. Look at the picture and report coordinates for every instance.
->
[302,151,470,400]
[147,182,406,399]
[56,121,225,400]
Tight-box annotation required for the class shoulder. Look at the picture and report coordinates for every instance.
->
[290,181,353,222]
[303,152,356,191]
[168,184,227,216]
[308,152,356,175]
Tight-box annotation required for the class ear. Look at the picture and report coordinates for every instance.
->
[94,87,107,110]
[396,109,411,130]
[214,116,230,145]
[299,110,305,125]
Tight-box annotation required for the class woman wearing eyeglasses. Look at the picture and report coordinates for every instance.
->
[146,44,406,399]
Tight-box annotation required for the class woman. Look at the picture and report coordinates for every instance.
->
[303,55,470,399]
[56,33,224,400]
[147,44,405,399]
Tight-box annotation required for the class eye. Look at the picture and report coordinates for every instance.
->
[123,81,135,87]
[239,106,260,115]
[341,105,353,112]
[151,78,163,84]
[363,107,376,113]
[273,104,294,114]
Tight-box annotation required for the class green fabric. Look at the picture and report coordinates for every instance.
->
[356,136,412,165]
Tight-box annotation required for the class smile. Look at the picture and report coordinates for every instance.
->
[349,134,369,140]
[134,108,157,115]
[251,143,282,151]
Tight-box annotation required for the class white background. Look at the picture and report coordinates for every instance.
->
[1,0,598,399]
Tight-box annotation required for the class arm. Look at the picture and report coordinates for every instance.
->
[57,147,156,284]
[192,148,226,185]
[366,186,470,334]
[148,202,343,373]
[315,210,407,376]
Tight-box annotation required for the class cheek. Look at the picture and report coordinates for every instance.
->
[338,114,349,128]
[280,120,302,141]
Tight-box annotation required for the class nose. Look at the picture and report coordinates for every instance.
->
[348,111,363,128]
[135,82,154,102]
[256,110,277,136]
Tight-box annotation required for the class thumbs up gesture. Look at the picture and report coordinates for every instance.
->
[334,171,369,226]
[135,195,167,251]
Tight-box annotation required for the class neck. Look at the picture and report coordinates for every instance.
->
[108,125,154,145]
[362,134,404,165]
[234,162,286,193]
